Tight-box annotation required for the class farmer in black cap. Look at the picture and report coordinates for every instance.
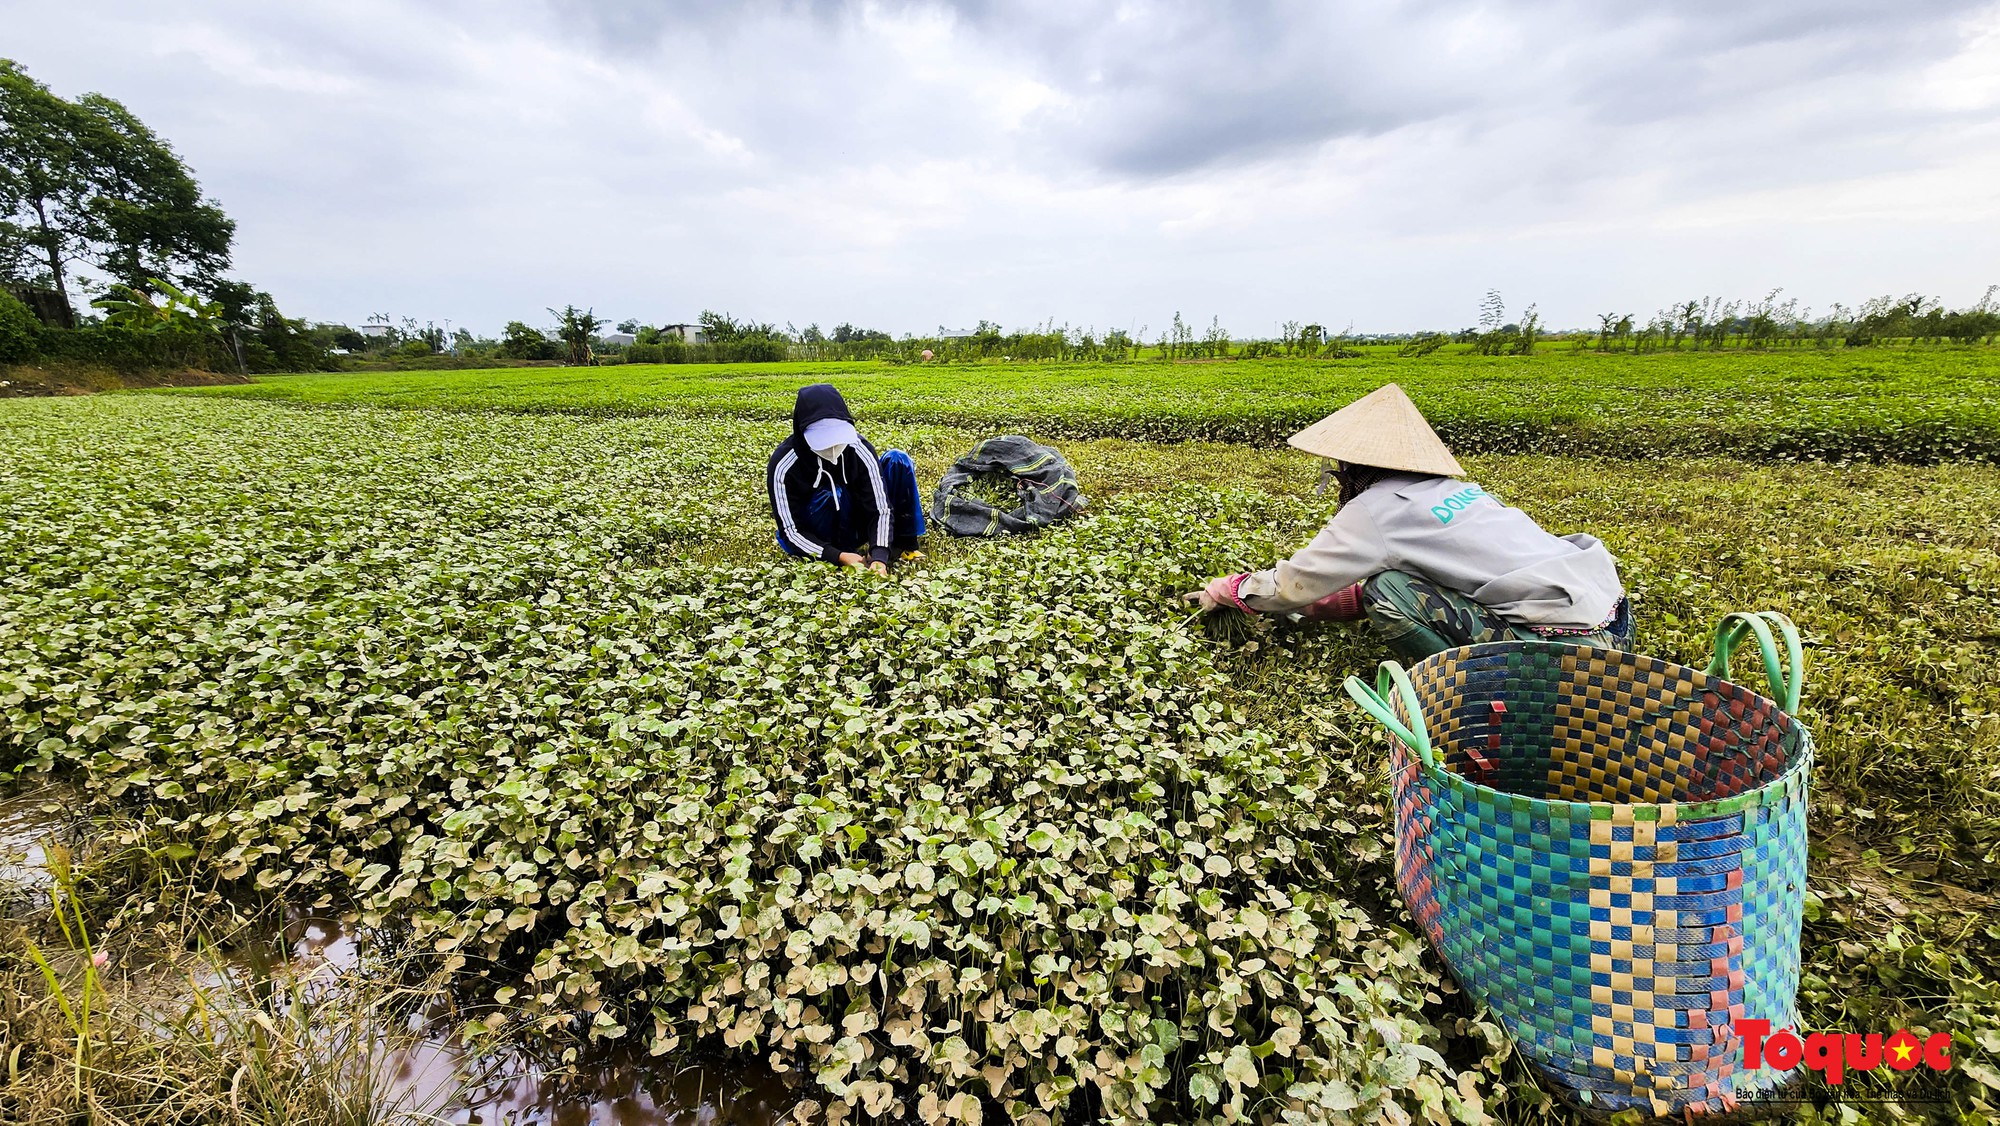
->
[767,383,925,574]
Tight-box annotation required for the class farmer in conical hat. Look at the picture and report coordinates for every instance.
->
[769,383,926,575]
[1186,384,1631,661]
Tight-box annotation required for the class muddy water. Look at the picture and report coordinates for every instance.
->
[256,916,798,1125]
[0,783,72,916]
[426,1045,796,1125]
[0,785,800,1125]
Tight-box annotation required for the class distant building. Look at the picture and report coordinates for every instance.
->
[600,332,637,347]
[359,323,394,338]
[940,329,978,340]
[659,323,706,343]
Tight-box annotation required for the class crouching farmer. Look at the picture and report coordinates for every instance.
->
[1186,384,1632,661]
[768,383,925,575]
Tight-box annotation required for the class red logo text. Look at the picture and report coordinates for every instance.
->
[1739,1020,1952,1085]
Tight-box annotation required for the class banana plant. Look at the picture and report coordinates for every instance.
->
[90,276,221,332]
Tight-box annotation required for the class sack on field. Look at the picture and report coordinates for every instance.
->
[930,435,1085,537]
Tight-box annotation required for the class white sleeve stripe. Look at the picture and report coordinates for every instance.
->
[773,449,824,556]
[860,449,890,547]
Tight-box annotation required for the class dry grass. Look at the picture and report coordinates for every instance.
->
[0,363,251,397]
[0,846,486,1126]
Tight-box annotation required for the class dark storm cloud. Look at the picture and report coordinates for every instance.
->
[547,0,858,53]
[538,1,1471,172]
[1002,3,1469,176]
[535,0,1995,177]
[945,0,1997,176]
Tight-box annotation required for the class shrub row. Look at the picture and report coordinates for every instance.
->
[621,339,790,364]
[845,410,2000,465]
[0,292,337,375]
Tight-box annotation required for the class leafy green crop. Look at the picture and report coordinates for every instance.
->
[2,394,1996,1123]
[951,471,1026,512]
[0,399,1475,1123]
[181,347,2000,463]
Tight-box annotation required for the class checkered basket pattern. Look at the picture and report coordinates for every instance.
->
[1345,612,1811,1122]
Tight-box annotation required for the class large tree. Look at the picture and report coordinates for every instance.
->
[77,91,234,292]
[0,58,233,324]
[548,305,605,366]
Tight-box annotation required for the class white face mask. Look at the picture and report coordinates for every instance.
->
[814,442,848,463]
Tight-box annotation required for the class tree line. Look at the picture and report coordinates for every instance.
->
[1579,288,2000,352]
[0,58,329,374]
[336,309,798,368]
[193,286,2000,377]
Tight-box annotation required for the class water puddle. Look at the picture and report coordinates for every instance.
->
[0,783,799,1125]
[238,916,798,1124]
[434,1046,795,1125]
[309,918,800,1123]
[0,782,73,916]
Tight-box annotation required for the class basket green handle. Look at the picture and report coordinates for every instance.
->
[1342,661,1437,772]
[1704,611,1805,714]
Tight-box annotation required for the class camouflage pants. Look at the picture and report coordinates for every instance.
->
[1360,569,1633,663]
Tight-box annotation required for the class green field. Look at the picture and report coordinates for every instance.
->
[185,347,2000,462]
[4,355,1998,1123]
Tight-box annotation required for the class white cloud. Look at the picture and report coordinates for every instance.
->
[1921,5,2000,111]
[5,0,1996,335]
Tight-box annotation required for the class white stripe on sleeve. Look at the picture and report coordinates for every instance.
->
[860,449,891,549]
[773,449,824,556]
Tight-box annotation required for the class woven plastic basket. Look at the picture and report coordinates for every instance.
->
[1343,611,1812,1123]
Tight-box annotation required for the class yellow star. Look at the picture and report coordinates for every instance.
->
[1891,1041,1914,1064]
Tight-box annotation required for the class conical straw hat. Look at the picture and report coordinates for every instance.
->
[1286,383,1465,477]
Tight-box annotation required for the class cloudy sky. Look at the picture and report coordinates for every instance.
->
[8,0,2000,336]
